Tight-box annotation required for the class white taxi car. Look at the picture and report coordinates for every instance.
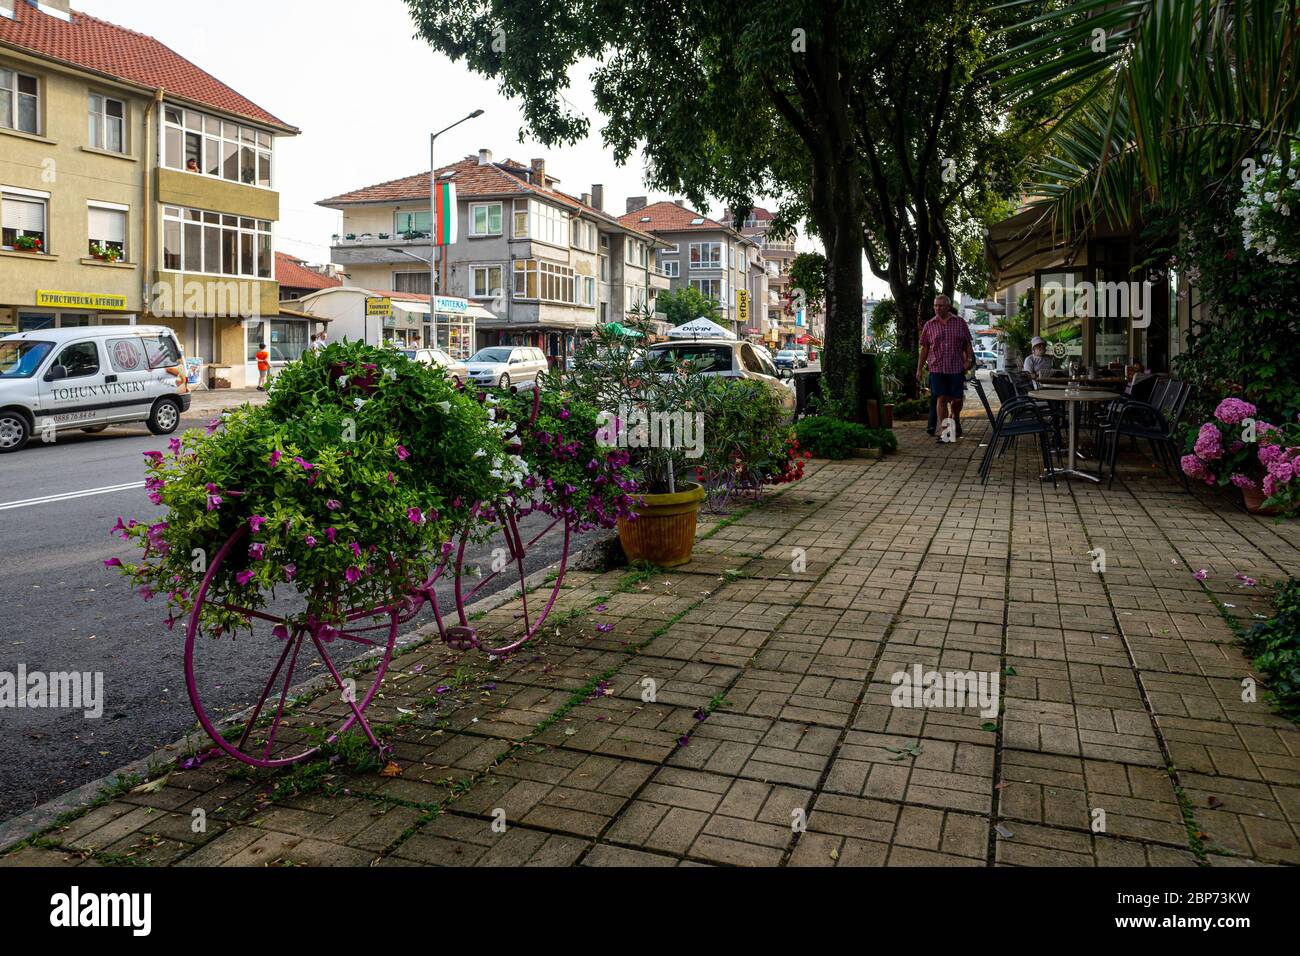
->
[0,325,190,453]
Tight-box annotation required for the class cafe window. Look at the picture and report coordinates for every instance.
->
[1036,270,1086,363]
[88,93,125,153]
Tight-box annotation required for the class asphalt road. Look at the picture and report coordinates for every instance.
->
[0,415,588,825]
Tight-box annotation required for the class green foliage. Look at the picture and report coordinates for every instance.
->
[694,378,800,500]
[1172,191,1300,429]
[881,348,918,401]
[891,397,932,420]
[795,417,895,459]
[108,342,635,634]
[870,298,898,344]
[655,285,722,326]
[788,252,827,314]
[1243,579,1300,720]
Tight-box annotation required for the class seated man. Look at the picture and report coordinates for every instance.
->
[1023,336,1054,379]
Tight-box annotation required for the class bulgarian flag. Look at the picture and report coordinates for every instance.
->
[433,180,457,246]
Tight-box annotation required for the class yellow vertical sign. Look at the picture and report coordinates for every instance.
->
[737,288,749,324]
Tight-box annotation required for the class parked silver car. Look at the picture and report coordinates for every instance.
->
[642,338,796,417]
[464,346,549,390]
[400,347,469,386]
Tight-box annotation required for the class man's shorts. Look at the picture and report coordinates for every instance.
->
[929,371,966,398]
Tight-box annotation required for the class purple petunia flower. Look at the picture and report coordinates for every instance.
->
[205,418,221,435]
[326,527,337,543]
[596,623,614,633]
[143,450,163,463]
[206,493,223,511]
[269,449,282,467]
[396,445,410,461]
[304,534,318,548]
[1193,569,1209,581]
[407,507,423,524]
[283,564,296,582]
[326,499,342,511]
[168,437,182,456]
[350,542,363,559]
[103,557,122,569]
[249,543,265,561]
[235,570,256,586]
[249,515,267,533]
[345,567,361,584]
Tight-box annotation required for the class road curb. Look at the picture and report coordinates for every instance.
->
[0,547,590,854]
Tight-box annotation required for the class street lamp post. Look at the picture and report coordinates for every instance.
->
[430,110,484,312]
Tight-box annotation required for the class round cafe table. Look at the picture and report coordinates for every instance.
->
[1030,387,1118,482]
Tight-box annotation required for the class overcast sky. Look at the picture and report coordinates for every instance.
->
[76,0,886,296]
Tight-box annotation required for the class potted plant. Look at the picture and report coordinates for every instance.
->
[89,242,122,263]
[12,235,42,253]
[564,314,711,566]
[1181,397,1300,517]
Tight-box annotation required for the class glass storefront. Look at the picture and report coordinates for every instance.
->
[429,313,475,360]
[18,311,136,331]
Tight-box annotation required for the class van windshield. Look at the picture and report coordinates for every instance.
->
[0,341,54,379]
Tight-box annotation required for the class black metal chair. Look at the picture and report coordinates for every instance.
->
[1099,380,1192,489]
[979,393,1057,487]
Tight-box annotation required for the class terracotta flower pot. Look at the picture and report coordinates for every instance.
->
[617,481,705,568]
[1241,485,1282,516]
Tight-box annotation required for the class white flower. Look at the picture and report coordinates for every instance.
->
[473,448,486,458]
[337,375,349,388]
[353,398,366,410]
[436,401,451,414]
[383,367,397,380]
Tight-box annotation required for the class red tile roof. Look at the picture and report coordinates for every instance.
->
[275,253,341,291]
[0,3,296,132]
[618,201,733,234]
[318,155,653,237]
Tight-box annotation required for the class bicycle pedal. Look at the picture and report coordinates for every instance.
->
[444,625,478,650]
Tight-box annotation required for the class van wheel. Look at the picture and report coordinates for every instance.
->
[0,411,30,453]
[147,398,182,435]
[81,425,109,434]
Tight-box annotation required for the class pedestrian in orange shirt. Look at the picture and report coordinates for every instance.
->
[256,342,270,391]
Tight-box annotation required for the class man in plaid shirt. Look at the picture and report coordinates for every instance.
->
[916,295,974,443]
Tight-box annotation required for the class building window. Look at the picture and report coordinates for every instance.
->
[88,94,125,152]
[690,242,722,269]
[163,106,272,187]
[659,257,679,278]
[522,201,567,247]
[571,219,596,252]
[470,202,503,237]
[580,275,596,307]
[0,69,39,134]
[690,277,724,303]
[625,239,648,266]
[161,205,272,278]
[471,264,504,298]
[393,271,431,295]
[270,320,308,362]
[394,211,431,237]
[87,203,127,260]
[599,254,609,281]
[513,201,529,239]
[2,191,47,251]
[513,259,576,303]
[660,242,679,254]
[624,285,646,312]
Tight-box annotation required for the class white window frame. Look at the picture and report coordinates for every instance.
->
[689,241,722,270]
[161,204,273,279]
[469,202,503,237]
[579,274,596,307]
[87,200,129,260]
[470,263,504,299]
[525,201,567,248]
[161,105,274,189]
[88,92,126,153]
[659,259,679,278]
[513,258,577,304]
[392,271,431,295]
[690,277,725,303]
[2,187,49,251]
[0,68,40,135]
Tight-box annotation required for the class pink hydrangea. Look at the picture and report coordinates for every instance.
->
[1259,443,1284,465]
[1230,473,1258,490]
[1193,423,1223,460]
[1266,458,1295,483]
[1213,397,1257,425]
[1181,454,1211,481]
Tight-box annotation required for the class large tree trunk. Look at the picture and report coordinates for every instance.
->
[820,215,864,418]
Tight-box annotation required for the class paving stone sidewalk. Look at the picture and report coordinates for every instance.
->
[5,411,1298,867]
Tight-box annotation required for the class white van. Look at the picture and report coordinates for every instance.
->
[0,325,190,453]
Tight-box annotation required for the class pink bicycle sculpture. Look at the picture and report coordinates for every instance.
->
[181,387,576,769]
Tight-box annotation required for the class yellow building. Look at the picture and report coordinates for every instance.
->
[0,0,298,386]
